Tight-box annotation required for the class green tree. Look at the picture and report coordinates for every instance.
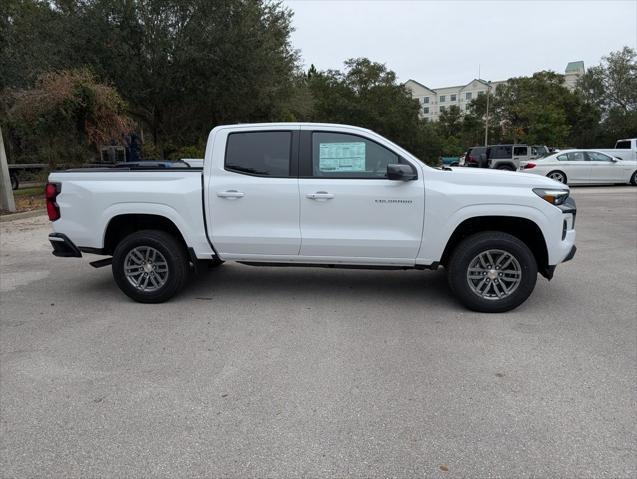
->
[1,0,299,159]
[577,47,637,145]
[307,58,440,163]
[467,71,599,147]
[6,69,133,166]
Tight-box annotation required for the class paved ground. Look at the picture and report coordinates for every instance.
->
[1,187,636,478]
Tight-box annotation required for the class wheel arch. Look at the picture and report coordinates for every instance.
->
[440,215,550,278]
[103,213,189,256]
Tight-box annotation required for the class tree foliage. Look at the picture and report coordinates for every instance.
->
[2,0,299,159]
[577,47,637,146]
[6,69,132,165]
[306,58,438,163]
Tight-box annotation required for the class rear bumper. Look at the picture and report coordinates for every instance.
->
[49,233,82,258]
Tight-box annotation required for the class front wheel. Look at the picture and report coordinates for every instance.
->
[112,230,188,303]
[447,231,538,313]
[630,171,636,186]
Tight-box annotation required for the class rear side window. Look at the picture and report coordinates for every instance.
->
[489,146,512,159]
[225,131,292,177]
[615,141,631,149]
[311,132,407,179]
[513,146,528,156]
[559,151,585,161]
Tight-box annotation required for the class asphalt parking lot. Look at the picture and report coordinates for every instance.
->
[1,186,635,478]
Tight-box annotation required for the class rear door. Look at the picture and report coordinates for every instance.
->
[297,128,424,263]
[556,151,591,183]
[208,128,301,257]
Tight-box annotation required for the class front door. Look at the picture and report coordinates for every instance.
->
[298,130,424,263]
[586,151,619,183]
[208,129,301,257]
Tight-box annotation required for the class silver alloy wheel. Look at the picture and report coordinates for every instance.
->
[466,249,522,301]
[548,171,565,183]
[124,246,169,292]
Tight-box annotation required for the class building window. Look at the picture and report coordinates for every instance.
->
[423,107,429,114]
[465,92,472,100]
[478,91,485,97]
[439,95,445,102]
[423,97,429,104]
[450,94,456,101]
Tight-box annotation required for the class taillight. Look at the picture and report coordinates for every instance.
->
[524,162,536,169]
[45,182,61,221]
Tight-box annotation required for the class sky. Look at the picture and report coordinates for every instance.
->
[284,0,637,88]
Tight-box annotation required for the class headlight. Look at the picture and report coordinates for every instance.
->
[533,188,569,206]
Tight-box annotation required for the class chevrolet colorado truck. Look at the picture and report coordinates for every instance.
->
[47,123,577,312]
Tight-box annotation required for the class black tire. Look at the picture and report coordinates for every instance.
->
[630,171,637,186]
[547,170,567,184]
[447,231,538,313]
[10,173,19,190]
[496,165,515,171]
[112,230,188,303]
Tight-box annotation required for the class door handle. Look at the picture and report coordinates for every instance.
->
[217,190,245,199]
[306,191,334,200]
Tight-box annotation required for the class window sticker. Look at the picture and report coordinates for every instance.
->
[319,142,366,172]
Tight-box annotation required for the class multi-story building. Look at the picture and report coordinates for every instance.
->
[405,61,584,122]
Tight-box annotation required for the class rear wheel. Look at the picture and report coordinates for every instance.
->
[630,171,636,185]
[497,165,515,171]
[447,231,538,313]
[112,230,188,303]
[547,170,567,184]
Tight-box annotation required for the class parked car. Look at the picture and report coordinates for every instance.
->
[46,123,577,313]
[523,149,637,185]
[596,138,637,162]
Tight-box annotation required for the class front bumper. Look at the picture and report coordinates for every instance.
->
[49,233,82,258]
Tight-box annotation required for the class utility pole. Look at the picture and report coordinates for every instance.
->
[484,81,491,147]
[0,126,16,212]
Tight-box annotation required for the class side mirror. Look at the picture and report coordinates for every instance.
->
[387,164,416,181]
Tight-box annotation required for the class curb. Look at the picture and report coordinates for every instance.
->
[0,209,46,222]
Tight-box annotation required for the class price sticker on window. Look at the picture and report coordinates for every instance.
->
[319,142,366,172]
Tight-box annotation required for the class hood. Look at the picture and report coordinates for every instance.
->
[440,167,568,189]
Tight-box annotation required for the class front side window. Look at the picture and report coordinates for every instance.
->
[311,132,406,179]
[225,131,292,177]
[466,92,472,100]
[586,151,612,162]
[440,95,446,102]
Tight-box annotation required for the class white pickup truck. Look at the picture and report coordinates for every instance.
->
[47,123,577,312]
[597,138,637,162]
